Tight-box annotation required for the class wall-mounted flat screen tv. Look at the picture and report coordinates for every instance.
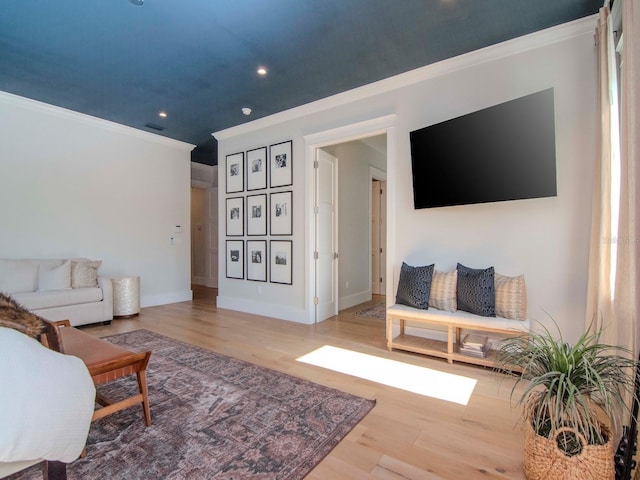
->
[409,88,557,209]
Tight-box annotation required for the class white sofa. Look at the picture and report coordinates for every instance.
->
[0,258,113,326]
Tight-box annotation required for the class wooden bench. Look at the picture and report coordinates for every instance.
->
[386,304,529,369]
[50,320,152,426]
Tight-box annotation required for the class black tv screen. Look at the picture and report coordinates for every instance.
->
[409,88,557,209]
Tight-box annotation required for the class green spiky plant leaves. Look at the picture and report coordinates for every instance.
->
[496,321,637,456]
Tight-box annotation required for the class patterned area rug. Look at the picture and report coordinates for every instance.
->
[353,303,386,320]
[12,329,375,480]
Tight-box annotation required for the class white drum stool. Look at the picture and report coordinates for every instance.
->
[111,276,140,318]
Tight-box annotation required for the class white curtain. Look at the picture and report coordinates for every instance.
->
[586,6,619,345]
[616,0,639,362]
[587,0,640,399]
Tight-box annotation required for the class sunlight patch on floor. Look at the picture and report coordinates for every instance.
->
[297,345,477,405]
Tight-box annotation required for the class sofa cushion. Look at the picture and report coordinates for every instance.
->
[38,260,72,292]
[71,260,102,288]
[429,270,457,312]
[12,288,103,311]
[495,273,527,321]
[456,263,496,317]
[395,262,434,310]
[0,259,66,294]
[0,259,39,294]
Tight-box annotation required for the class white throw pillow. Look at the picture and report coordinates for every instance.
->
[38,260,72,291]
[71,260,102,288]
[494,273,527,320]
[428,270,457,312]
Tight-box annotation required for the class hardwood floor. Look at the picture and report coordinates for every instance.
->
[84,288,526,479]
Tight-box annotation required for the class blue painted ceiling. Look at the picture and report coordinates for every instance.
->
[0,0,601,164]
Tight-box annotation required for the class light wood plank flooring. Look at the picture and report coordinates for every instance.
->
[84,288,526,479]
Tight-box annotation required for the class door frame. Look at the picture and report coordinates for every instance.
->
[303,114,397,323]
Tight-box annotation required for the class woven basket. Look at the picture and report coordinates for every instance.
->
[523,419,615,480]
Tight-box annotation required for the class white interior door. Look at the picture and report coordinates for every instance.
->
[371,179,387,295]
[315,149,338,322]
[379,180,387,293]
[372,181,381,294]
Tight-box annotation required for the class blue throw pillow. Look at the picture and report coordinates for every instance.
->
[395,262,434,309]
[456,263,496,317]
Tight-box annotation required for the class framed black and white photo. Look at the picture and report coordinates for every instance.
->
[226,196,244,236]
[270,240,292,285]
[269,140,292,188]
[226,240,244,279]
[270,190,292,235]
[246,194,267,236]
[246,240,267,282]
[246,146,267,191]
[226,152,244,193]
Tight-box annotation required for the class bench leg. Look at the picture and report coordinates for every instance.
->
[447,324,454,363]
[137,370,152,427]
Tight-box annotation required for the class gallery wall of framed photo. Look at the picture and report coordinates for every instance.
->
[224,140,293,285]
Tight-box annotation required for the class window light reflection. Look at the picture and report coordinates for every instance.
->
[297,345,477,405]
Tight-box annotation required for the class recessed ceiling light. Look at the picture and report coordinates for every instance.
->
[158,111,167,118]
[242,107,252,116]
[257,67,267,76]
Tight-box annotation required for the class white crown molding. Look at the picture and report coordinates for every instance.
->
[214,14,597,141]
[0,90,195,151]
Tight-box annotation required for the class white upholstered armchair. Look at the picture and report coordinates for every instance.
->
[0,327,95,479]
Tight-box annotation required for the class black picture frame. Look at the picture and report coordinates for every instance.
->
[226,196,244,236]
[270,240,292,285]
[226,240,244,279]
[246,193,267,236]
[246,240,267,282]
[246,146,267,191]
[269,140,292,188]
[270,190,292,236]
[226,152,244,193]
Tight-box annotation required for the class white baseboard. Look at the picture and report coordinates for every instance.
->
[339,289,372,311]
[141,290,193,308]
[217,295,309,324]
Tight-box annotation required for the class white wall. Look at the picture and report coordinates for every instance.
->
[0,92,193,308]
[215,17,597,342]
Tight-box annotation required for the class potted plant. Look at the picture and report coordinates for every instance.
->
[496,322,637,480]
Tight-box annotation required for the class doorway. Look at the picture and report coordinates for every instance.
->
[306,116,394,324]
[190,163,219,290]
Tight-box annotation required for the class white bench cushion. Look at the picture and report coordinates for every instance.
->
[387,304,530,332]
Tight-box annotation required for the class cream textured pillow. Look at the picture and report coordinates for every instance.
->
[71,260,102,288]
[38,260,72,291]
[428,270,457,312]
[494,273,527,320]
